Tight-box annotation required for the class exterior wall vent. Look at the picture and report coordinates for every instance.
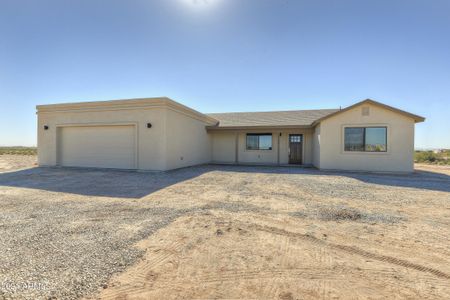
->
[362,106,370,116]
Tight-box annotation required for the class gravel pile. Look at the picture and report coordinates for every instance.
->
[201,201,267,213]
[290,204,404,224]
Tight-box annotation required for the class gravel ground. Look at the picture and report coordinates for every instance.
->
[0,165,266,299]
[0,157,449,299]
[290,204,405,224]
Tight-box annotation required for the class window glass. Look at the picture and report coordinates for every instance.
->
[246,135,259,150]
[259,135,272,150]
[365,127,387,152]
[344,127,364,151]
[246,134,272,150]
[289,135,302,143]
[344,127,387,152]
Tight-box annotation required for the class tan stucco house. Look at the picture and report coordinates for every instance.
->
[36,97,424,173]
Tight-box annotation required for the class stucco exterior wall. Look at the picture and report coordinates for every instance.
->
[164,108,212,170]
[318,103,416,172]
[210,129,313,165]
[237,131,278,164]
[37,107,168,170]
[37,98,419,173]
[312,124,321,168]
[211,132,236,163]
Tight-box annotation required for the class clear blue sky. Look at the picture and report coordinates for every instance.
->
[1,0,449,148]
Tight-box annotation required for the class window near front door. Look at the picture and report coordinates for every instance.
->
[246,133,272,150]
[344,127,387,152]
[289,135,302,143]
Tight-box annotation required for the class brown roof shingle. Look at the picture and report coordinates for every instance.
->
[206,109,339,128]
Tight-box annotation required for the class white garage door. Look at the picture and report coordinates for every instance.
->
[58,125,136,169]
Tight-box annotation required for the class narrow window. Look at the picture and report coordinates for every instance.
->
[344,127,387,152]
[246,133,272,150]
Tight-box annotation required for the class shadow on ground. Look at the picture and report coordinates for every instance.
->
[221,165,450,193]
[0,167,210,198]
[0,164,449,199]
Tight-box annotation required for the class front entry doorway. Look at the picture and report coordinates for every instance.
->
[288,134,303,164]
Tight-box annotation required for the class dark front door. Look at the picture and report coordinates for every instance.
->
[289,134,303,164]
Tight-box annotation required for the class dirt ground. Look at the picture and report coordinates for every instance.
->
[0,154,37,172]
[1,156,449,299]
[415,163,450,175]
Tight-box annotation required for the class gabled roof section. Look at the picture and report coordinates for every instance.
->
[206,109,339,129]
[311,99,425,125]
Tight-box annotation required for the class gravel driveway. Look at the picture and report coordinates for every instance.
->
[0,166,210,299]
[1,157,449,299]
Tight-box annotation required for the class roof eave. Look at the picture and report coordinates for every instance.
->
[311,99,426,125]
[206,124,313,131]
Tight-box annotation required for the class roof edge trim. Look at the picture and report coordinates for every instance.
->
[36,97,219,125]
[206,125,313,131]
[311,99,425,126]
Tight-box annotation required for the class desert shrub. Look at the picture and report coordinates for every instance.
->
[0,147,37,156]
[414,151,437,163]
[414,150,450,165]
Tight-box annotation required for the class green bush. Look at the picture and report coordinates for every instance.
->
[415,151,437,163]
[0,147,37,156]
[415,150,450,165]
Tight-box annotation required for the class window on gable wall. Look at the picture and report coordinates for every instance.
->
[344,127,387,152]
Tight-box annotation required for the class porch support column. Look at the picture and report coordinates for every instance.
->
[235,132,239,164]
[277,132,281,165]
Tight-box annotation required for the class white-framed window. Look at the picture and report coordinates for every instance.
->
[344,127,387,152]
[246,133,272,150]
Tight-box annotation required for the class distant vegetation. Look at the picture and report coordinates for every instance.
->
[415,150,450,165]
[0,147,37,156]
[1,146,449,165]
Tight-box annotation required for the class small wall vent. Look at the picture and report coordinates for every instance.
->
[362,106,370,116]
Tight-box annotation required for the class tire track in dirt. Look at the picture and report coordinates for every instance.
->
[100,240,185,299]
[100,268,348,299]
[262,276,280,299]
[150,267,435,299]
[99,215,449,300]
[98,241,448,299]
[160,268,348,285]
[312,244,333,268]
[279,234,291,268]
[137,240,184,270]
[264,233,291,299]
[249,223,450,280]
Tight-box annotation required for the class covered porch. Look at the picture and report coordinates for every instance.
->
[208,127,314,166]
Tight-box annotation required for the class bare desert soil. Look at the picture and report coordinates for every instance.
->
[415,163,450,175]
[0,156,449,300]
[0,154,37,172]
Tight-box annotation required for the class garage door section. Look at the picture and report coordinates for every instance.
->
[58,125,136,169]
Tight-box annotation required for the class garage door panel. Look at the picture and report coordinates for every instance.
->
[58,125,136,169]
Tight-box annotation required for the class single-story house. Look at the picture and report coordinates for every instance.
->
[36,97,424,173]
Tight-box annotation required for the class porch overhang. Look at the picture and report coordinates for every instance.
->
[206,125,313,132]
